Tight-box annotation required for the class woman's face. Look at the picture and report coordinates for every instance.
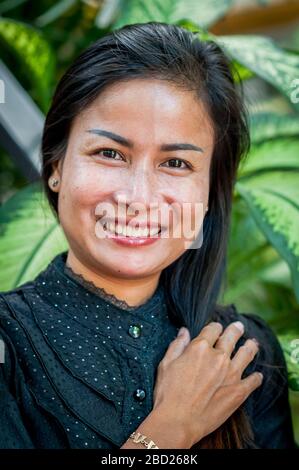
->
[51,78,214,279]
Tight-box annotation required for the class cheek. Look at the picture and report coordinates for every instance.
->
[174,178,209,235]
[60,164,118,210]
[175,177,209,210]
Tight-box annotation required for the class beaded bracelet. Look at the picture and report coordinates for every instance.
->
[129,431,160,449]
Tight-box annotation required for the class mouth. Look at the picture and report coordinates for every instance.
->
[99,220,163,238]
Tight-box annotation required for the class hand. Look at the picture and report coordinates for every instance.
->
[152,321,262,448]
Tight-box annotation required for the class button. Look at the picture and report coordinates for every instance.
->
[133,388,146,402]
[128,324,142,338]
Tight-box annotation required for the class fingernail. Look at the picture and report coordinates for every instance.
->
[177,327,186,337]
[252,338,259,347]
[257,372,263,381]
[233,321,244,333]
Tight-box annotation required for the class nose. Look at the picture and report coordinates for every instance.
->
[113,163,161,211]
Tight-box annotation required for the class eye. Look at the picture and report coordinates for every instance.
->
[161,159,192,170]
[91,148,124,161]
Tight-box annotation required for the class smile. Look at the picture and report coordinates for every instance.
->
[101,221,161,238]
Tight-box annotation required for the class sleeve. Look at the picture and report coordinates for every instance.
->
[0,325,35,448]
[241,313,297,449]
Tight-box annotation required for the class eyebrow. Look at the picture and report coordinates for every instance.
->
[86,128,204,153]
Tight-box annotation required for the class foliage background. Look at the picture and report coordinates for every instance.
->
[0,0,298,445]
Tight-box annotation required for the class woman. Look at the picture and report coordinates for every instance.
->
[0,22,295,449]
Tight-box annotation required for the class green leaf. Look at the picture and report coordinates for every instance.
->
[236,173,299,303]
[278,333,299,391]
[170,0,234,29]
[0,18,55,111]
[227,198,299,331]
[230,60,254,83]
[113,0,171,27]
[0,0,28,15]
[95,0,120,29]
[113,0,233,30]
[250,112,299,144]
[0,182,68,291]
[225,197,282,307]
[216,35,299,112]
[35,0,77,28]
[238,138,299,177]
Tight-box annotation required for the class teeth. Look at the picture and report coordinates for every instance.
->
[150,226,159,237]
[103,221,160,237]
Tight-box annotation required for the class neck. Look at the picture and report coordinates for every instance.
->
[65,250,161,308]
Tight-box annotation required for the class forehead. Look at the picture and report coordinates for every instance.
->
[70,78,214,147]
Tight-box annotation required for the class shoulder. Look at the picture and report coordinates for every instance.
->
[0,280,36,324]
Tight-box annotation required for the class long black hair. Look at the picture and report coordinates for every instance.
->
[41,21,254,448]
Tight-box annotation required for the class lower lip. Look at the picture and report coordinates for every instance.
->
[104,226,162,247]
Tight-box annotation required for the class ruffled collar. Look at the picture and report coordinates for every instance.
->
[34,250,170,332]
[63,255,163,312]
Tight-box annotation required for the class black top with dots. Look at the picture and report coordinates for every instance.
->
[0,251,296,448]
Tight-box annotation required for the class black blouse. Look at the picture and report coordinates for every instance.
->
[0,251,296,449]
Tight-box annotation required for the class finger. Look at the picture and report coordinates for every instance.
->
[193,322,224,347]
[231,339,259,377]
[163,327,191,363]
[214,321,245,356]
[211,372,263,424]
[239,371,264,400]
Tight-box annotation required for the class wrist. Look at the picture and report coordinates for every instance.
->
[135,407,192,449]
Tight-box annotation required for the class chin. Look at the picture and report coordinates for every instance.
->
[87,243,151,276]
[108,261,155,279]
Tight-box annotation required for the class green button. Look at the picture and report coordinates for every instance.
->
[128,325,141,338]
[133,388,146,401]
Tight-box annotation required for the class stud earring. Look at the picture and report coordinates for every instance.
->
[205,207,209,212]
[50,177,59,188]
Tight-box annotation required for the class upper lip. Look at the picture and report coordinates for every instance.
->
[98,217,163,231]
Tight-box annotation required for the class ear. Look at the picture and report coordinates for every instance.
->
[56,157,64,177]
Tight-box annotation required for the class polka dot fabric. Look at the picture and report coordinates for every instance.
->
[0,251,181,448]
